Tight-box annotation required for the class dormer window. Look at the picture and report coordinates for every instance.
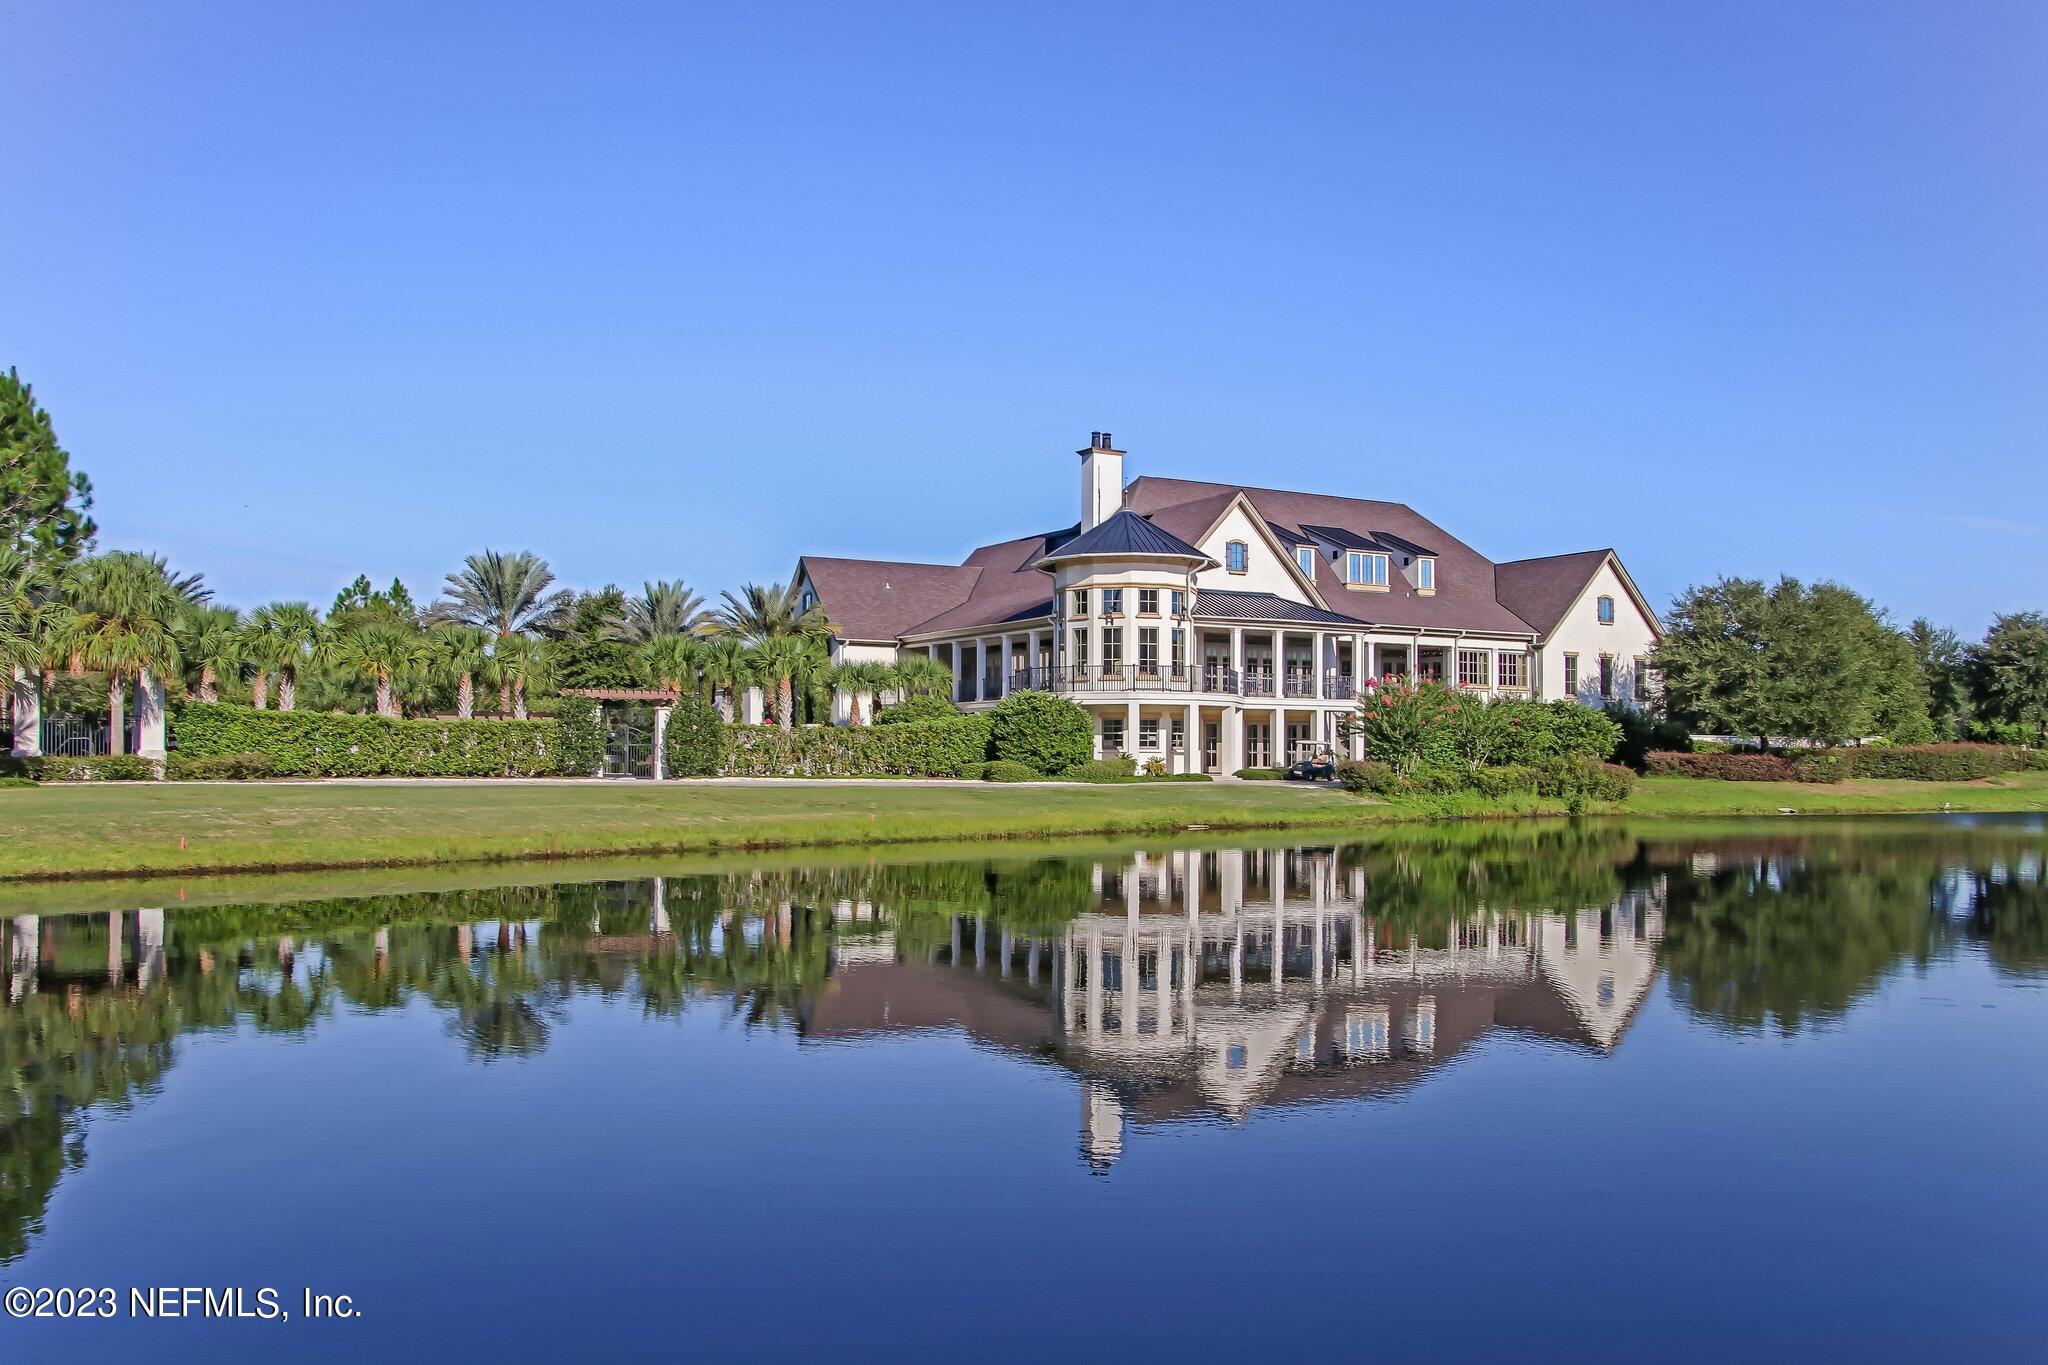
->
[1597,595,1616,624]
[1225,541,1248,574]
[1345,551,1389,587]
[1295,546,1316,578]
[1417,557,1435,591]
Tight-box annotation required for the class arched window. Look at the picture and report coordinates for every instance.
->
[1597,594,1616,624]
[1226,541,1249,573]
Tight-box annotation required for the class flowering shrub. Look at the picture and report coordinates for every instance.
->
[1346,680,1465,771]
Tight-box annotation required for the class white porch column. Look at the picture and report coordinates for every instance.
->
[1183,700,1200,775]
[741,686,766,725]
[1312,633,1325,700]
[135,670,167,763]
[1000,633,1014,696]
[10,668,39,758]
[1124,699,1140,760]
[652,705,670,780]
[1230,626,1245,681]
[948,643,962,702]
[1223,704,1242,772]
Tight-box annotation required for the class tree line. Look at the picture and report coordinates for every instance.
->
[1657,577,2047,749]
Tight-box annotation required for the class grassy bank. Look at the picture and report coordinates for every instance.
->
[1,772,2042,884]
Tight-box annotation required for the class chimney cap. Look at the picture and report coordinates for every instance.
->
[1078,431,1121,456]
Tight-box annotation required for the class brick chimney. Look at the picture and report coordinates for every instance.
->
[1078,431,1125,532]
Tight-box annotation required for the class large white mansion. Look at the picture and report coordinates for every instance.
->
[798,434,1660,771]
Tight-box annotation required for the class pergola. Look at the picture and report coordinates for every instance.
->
[558,687,683,779]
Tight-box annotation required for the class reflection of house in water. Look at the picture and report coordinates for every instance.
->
[808,849,1663,1166]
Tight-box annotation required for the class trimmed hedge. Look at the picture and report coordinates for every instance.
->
[662,696,724,778]
[1069,756,1139,782]
[874,695,961,726]
[1533,755,1636,804]
[1850,743,2021,781]
[172,702,558,777]
[720,715,993,778]
[1646,751,1805,782]
[167,752,278,781]
[981,760,1040,783]
[1648,743,2029,784]
[986,691,1093,775]
[554,695,604,776]
[19,755,162,782]
[1235,767,1283,780]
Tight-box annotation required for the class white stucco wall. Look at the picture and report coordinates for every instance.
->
[1193,502,1311,603]
[1538,558,1660,706]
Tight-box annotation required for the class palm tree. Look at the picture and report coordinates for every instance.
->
[243,602,323,710]
[140,553,212,606]
[826,659,893,726]
[333,624,429,718]
[892,653,952,699]
[427,550,569,639]
[432,625,493,719]
[751,636,807,731]
[642,633,705,693]
[607,581,713,644]
[492,634,547,720]
[715,577,831,645]
[60,551,185,755]
[176,604,243,703]
[698,637,755,723]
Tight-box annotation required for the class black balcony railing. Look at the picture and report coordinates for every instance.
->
[1004,664,1365,700]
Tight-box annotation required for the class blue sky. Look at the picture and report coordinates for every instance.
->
[5,2,2043,631]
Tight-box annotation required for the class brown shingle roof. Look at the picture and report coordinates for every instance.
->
[1493,550,1613,636]
[797,556,980,642]
[1128,476,1538,635]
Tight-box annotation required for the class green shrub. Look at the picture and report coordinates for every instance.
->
[1534,755,1635,807]
[1146,772,1213,782]
[1336,758,1399,796]
[1141,757,1168,778]
[30,755,162,782]
[1234,767,1283,780]
[986,691,1093,775]
[1404,762,1472,795]
[554,695,604,776]
[172,701,558,777]
[1469,763,1539,797]
[981,759,1039,783]
[1850,743,2022,781]
[167,752,278,781]
[874,695,960,725]
[1791,751,1854,783]
[661,696,723,777]
[1610,707,1693,770]
[2024,749,2048,772]
[1070,756,1139,782]
[720,714,993,778]
[0,775,32,788]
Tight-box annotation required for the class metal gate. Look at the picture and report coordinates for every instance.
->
[40,714,134,757]
[601,704,656,778]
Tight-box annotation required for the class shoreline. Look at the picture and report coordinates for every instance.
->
[1,773,2042,887]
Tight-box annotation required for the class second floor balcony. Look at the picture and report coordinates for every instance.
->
[1008,666,1361,701]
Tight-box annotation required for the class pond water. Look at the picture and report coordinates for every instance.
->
[2,817,2045,1360]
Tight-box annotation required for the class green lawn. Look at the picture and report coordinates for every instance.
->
[1625,771,2048,817]
[0,779,1368,881]
[1,771,2041,884]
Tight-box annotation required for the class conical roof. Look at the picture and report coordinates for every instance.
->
[1035,508,1213,572]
